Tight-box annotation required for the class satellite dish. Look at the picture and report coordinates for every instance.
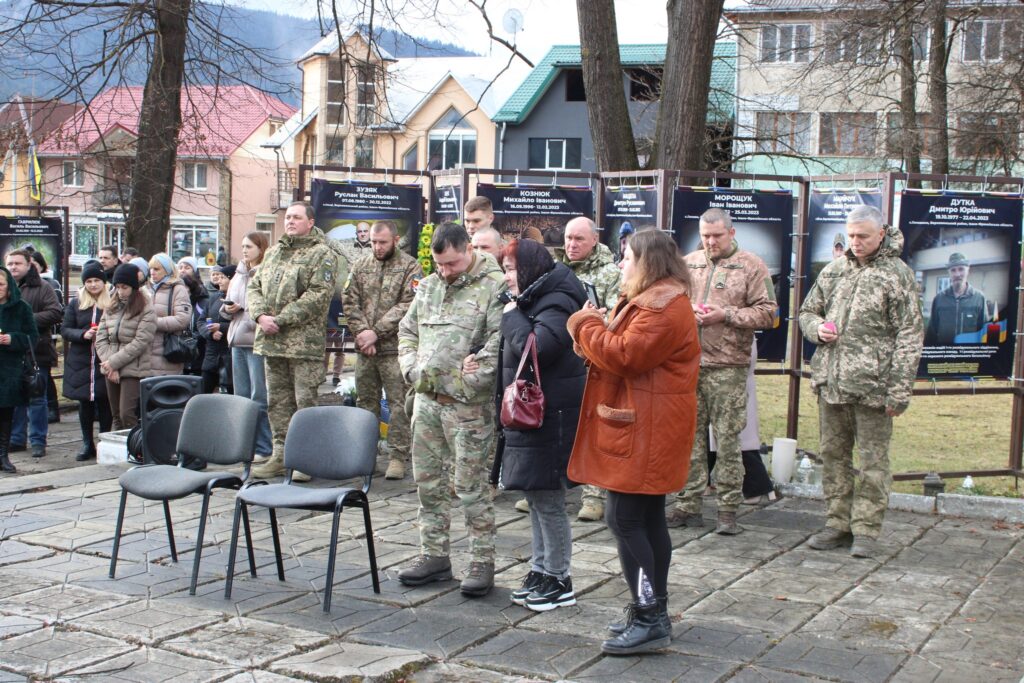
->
[502,8,525,35]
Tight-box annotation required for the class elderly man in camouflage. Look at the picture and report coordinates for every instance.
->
[343,220,423,481]
[800,205,923,558]
[397,221,506,596]
[248,201,337,481]
[558,215,621,522]
[668,208,776,535]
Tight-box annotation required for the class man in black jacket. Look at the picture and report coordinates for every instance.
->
[4,249,63,457]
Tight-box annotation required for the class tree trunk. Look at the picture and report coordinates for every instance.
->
[896,0,921,185]
[576,0,638,171]
[655,0,725,170]
[126,0,191,256]
[928,0,950,177]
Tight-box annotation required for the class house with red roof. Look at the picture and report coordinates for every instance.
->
[37,85,294,265]
[0,95,79,207]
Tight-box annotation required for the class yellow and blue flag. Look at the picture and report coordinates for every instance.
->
[28,143,41,202]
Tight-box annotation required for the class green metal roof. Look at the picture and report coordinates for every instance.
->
[493,42,736,125]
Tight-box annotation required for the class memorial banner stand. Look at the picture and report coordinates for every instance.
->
[0,204,71,300]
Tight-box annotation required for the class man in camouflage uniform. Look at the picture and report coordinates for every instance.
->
[557,215,620,521]
[669,208,776,535]
[800,205,923,558]
[248,201,336,481]
[397,221,505,597]
[343,220,423,480]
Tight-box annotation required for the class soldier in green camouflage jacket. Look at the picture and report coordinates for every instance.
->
[344,221,423,480]
[556,216,620,521]
[247,202,336,480]
[799,206,923,559]
[396,222,506,598]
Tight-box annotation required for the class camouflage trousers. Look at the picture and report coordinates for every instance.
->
[355,353,411,463]
[581,485,606,507]
[818,398,892,539]
[265,356,323,461]
[411,393,496,562]
[675,366,747,513]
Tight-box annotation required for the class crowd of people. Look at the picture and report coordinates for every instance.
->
[0,197,923,657]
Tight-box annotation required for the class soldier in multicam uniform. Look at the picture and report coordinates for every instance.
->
[800,205,923,559]
[396,221,506,597]
[556,215,620,522]
[668,208,776,535]
[343,220,423,481]
[247,201,336,481]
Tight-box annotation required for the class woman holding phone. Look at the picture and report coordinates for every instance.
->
[566,229,700,655]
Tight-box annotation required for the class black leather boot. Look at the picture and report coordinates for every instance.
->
[77,407,96,461]
[608,596,670,635]
[601,602,671,655]
[0,415,16,473]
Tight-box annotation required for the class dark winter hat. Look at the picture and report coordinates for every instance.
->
[81,260,105,283]
[112,263,142,289]
[947,252,969,268]
[213,264,237,279]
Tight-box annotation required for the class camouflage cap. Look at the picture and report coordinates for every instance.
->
[947,252,969,268]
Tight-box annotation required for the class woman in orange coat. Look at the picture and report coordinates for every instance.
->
[566,229,700,656]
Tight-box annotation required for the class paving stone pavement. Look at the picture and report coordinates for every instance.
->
[1,399,1023,680]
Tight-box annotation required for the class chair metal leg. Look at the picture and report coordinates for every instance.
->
[361,498,381,594]
[268,509,285,581]
[241,504,257,578]
[324,508,342,613]
[189,492,211,596]
[163,500,177,563]
[224,498,243,599]
[108,489,129,578]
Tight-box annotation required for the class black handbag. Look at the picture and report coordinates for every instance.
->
[161,283,199,364]
[22,343,46,399]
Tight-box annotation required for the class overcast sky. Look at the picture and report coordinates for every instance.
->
[228,0,682,63]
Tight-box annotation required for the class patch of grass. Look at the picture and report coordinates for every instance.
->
[756,374,1022,498]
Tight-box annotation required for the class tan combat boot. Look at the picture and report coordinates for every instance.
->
[384,459,405,480]
[251,454,286,479]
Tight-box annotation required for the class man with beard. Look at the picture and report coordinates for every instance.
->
[344,220,423,480]
[925,252,992,345]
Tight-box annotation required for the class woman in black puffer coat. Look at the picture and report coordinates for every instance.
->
[490,238,587,613]
[61,262,113,461]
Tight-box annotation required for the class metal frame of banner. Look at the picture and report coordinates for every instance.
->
[0,204,72,301]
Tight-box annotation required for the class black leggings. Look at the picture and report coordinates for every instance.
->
[605,491,672,606]
[78,400,113,445]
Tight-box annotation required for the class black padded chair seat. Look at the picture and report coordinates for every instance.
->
[119,465,242,501]
[240,483,359,509]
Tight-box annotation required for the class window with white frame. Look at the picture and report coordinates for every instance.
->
[255,218,275,243]
[760,24,811,63]
[963,19,1021,62]
[427,108,477,170]
[356,63,376,126]
[182,162,208,190]
[62,160,84,187]
[755,112,812,154]
[528,138,582,170]
[170,224,218,265]
[326,58,345,125]
[403,144,418,170]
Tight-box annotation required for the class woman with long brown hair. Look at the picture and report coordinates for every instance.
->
[566,229,700,655]
[221,231,273,459]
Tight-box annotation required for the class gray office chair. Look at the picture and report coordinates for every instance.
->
[223,405,380,612]
[109,393,260,595]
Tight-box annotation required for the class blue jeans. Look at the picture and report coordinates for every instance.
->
[524,487,572,579]
[12,366,51,447]
[231,347,273,456]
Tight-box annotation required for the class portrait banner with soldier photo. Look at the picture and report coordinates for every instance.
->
[475,183,594,248]
[431,183,462,223]
[311,179,423,256]
[670,186,792,361]
[899,189,1021,380]
[0,215,64,284]
[601,185,659,262]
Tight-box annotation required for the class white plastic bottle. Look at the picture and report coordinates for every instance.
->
[796,455,814,485]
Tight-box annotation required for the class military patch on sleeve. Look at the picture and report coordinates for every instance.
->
[411,277,421,292]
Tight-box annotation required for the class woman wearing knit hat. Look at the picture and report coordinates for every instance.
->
[61,262,114,460]
[177,256,199,280]
[95,264,156,431]
[147,253,193,376]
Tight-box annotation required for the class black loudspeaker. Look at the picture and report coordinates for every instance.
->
[140,375,202,465]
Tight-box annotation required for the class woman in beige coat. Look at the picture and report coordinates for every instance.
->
[147,253,192,376]
[95,264,156,430]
